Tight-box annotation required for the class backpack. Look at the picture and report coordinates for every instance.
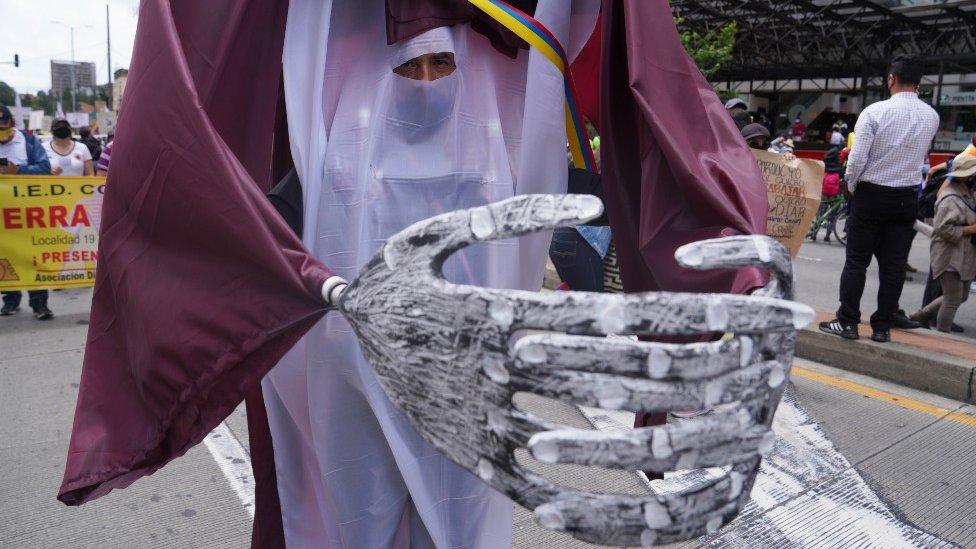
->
[918,174,946,220]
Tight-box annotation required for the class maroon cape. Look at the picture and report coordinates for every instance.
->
[57,0,329,528]
[59,1,768,548]
[595,0,768,295]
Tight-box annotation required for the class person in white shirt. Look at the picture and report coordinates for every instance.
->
[820,57,939,343]
[0,106,55,320]
[43,118,93,177]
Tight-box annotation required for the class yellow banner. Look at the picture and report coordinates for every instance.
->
[0,175,104,290]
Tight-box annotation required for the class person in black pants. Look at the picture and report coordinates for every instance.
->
[820,57,939,342]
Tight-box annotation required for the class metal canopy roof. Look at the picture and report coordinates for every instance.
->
[671,0,976,83]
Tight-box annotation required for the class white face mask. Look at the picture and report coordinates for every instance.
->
[387,72,459,131]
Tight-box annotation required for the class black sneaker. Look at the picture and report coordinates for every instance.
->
[33,306,54,320]
[951,323,965,333]
[0,304,19,316]
[871,328,891,343]
[819,319,859,340]
[892,313,923,330]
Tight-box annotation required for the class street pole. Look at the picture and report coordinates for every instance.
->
[70,26,77,112]
[106,3,112,107]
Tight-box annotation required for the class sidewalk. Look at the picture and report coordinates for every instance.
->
[796,311,976,403]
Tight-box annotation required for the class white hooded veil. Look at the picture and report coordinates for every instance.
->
[265,1,598,547]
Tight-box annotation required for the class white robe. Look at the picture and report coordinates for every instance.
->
[265,2,598,547]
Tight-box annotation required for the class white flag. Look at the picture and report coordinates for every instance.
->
[13,91,24,129]
[56,101,65,119]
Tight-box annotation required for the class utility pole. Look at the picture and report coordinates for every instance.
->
[70,26,77,112]
[52,20,92,113]
[106,3,112,107]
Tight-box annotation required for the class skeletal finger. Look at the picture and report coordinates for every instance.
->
[527,408,776,471]
[501,289,813,337]
[533,471,747,546]
[508,360,786,412]
[381,194,602,271]
[513,333,762,380]
[676,235,794,300]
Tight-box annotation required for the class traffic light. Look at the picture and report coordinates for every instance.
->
[13,54,18,68]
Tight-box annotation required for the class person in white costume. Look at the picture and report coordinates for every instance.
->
[263,1,598,546]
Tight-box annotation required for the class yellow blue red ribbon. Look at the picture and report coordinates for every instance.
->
[467,0,597,172]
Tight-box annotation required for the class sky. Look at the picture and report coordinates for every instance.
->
[0,0,139,94]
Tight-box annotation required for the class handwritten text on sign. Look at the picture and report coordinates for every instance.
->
[753,150,823,257]
[0,175,104,290]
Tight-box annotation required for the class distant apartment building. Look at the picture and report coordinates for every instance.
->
[112,68,128,112]
[51,60,98,96]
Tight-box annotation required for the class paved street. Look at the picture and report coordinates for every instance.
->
[2,287,975,548]
[796,231,976,338]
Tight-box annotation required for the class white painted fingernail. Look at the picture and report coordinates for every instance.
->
[706,516,723,534]
[470,208,495,239]
[517,341,547,364]
[754,236,772,262]
[483,361,510,384]
[528,433,559,464]
[790,303,815,329]
[640,529,658,546]
[488,300,514,328]
[535,503,566,530]
[643,498,672,528]
[577,195,603,220]
[651,428,672,459]
[706,298,729,331]
[728,471,745,499]
[477,458,494,481]
[739,337,754,368]
[676,244,703,267]
[768,365,786,388]
[597,300,627,334]
[647,347,671,379]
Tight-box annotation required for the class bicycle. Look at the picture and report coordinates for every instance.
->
[807,193,848,245]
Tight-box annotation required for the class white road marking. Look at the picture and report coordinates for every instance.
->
[203,421,256,519]
[579,386,948,547]
[797,255,822,262]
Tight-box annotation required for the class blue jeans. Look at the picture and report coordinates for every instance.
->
[2,291,48,310]
[549,227,604,292]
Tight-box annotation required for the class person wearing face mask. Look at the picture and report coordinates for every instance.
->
[0,105,54,320]
[0,105,50,176]
[741,122,770,150]
[909,155,976,332]
[44,119,94,176]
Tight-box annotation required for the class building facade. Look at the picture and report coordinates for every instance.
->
[50,60,98,96]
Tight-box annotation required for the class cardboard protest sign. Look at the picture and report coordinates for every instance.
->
[753,149,823,257]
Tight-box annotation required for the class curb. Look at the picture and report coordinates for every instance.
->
[796,328,976,404]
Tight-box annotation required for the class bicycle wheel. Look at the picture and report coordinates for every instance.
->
[833,210,848,245]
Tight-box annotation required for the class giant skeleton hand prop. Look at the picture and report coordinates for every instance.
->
[333,194,813,546]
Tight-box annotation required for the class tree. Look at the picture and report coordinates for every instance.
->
[0,81,14,107]
[676,20,738,80]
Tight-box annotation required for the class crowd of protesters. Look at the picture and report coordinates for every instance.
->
[0,105,112,321]
[726,57,975,340]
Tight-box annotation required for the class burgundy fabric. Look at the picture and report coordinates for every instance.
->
[385,0,538,57]
[599,0,768,296]
[58,2,330,529]
[244,387,285,549]
[568,15,601,129]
